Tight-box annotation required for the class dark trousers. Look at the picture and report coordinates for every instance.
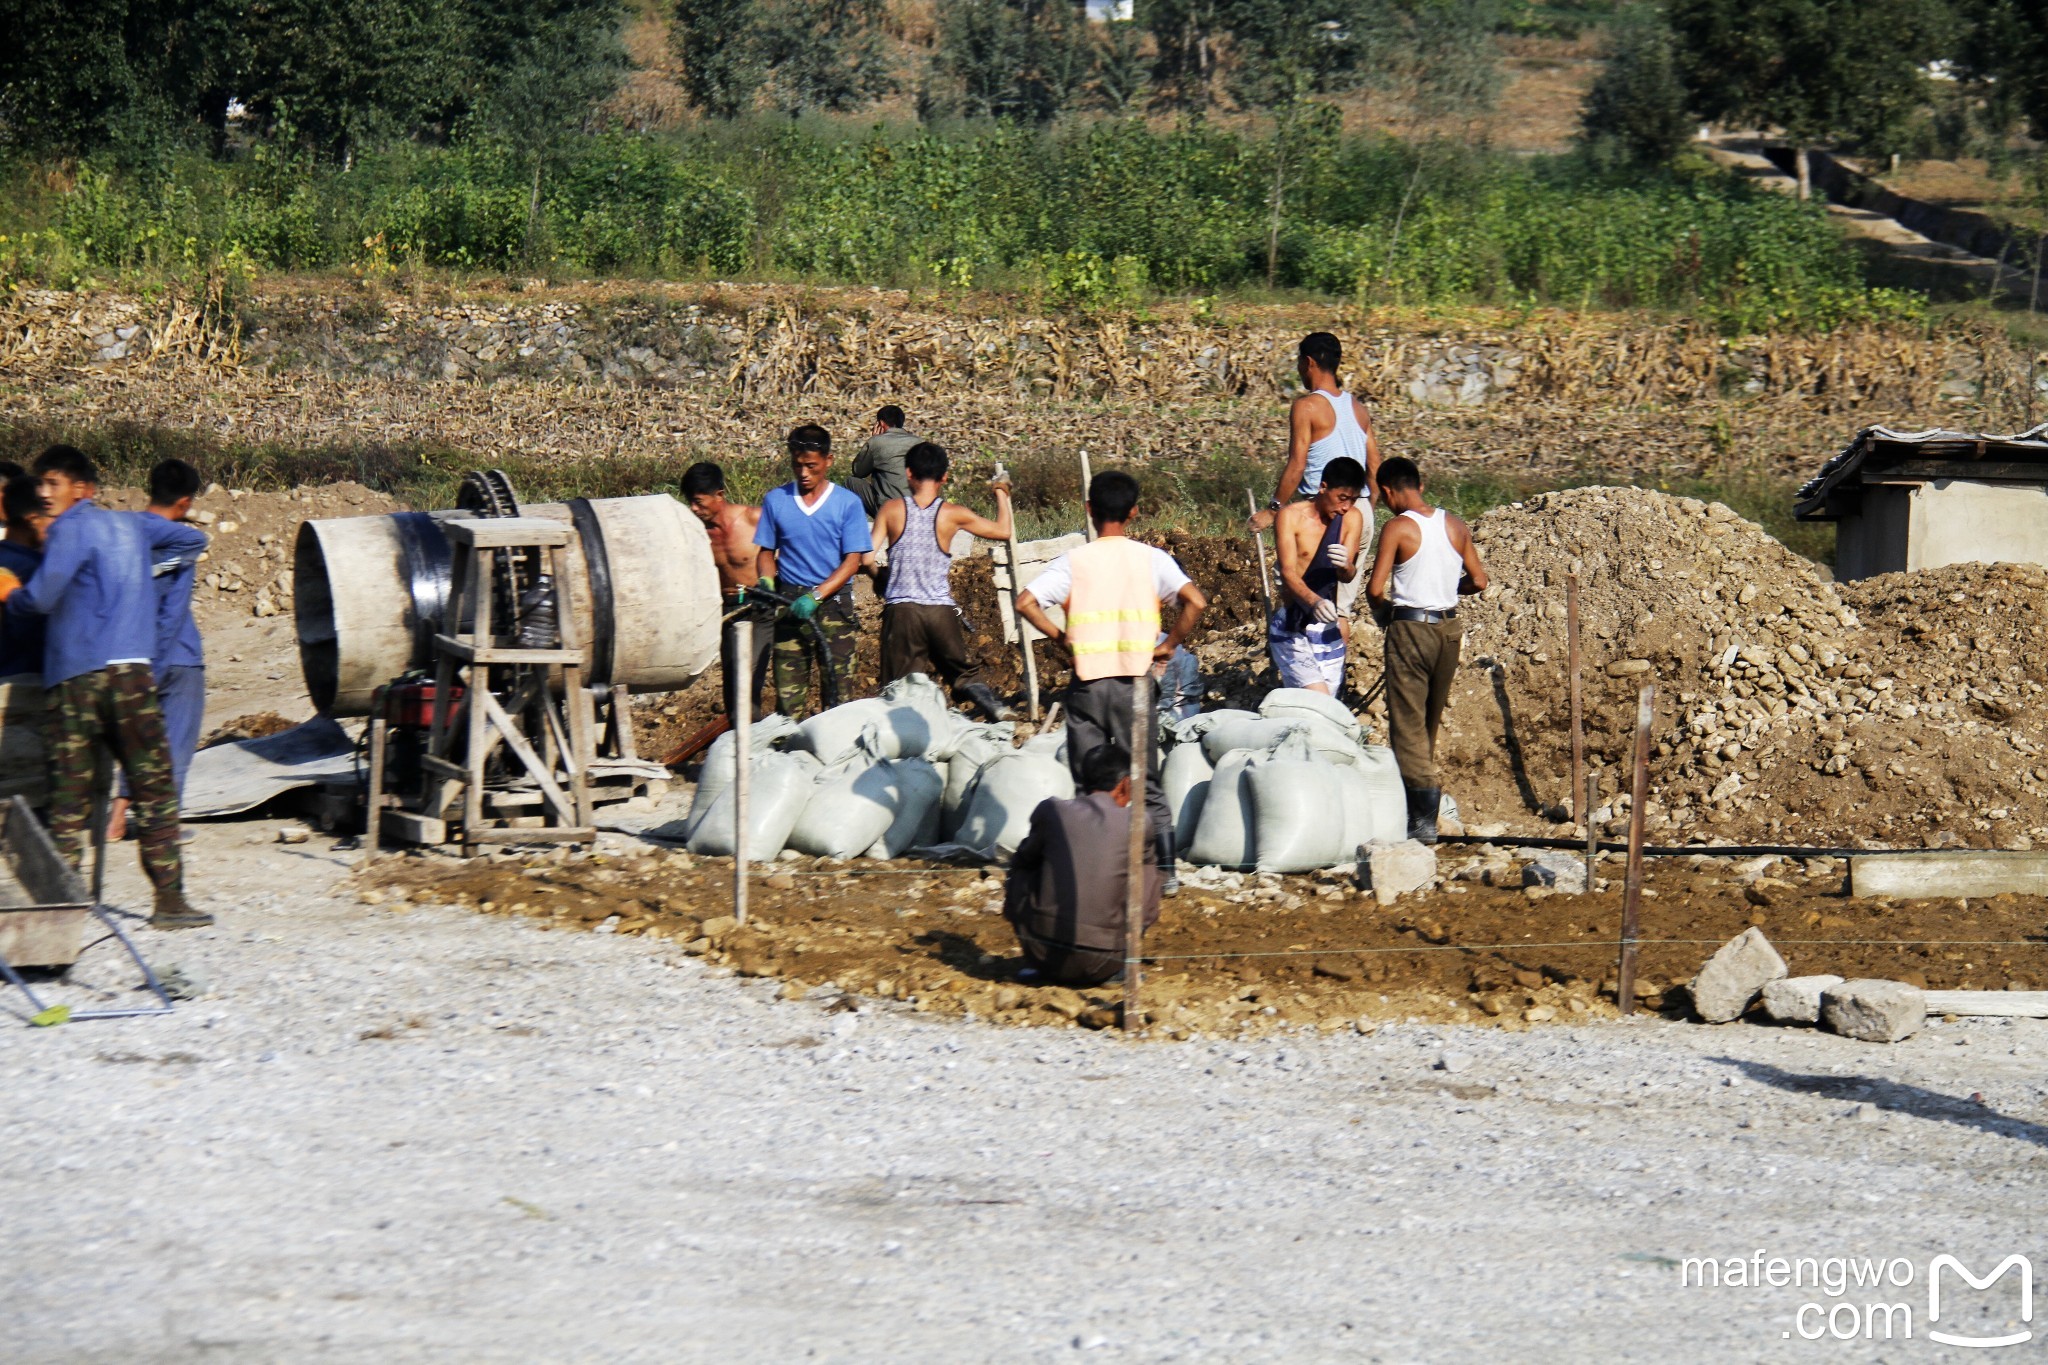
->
[47,663,182,891]
[1384,617,1462,790]
[771,586,857,720]
[879,602,986,695]
[117,662,205,805]
[720,611,774,719]
[1012,921,1123,988]
[1063,674,1172,868]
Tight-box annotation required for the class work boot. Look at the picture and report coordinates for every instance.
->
[1405,786,1442,845]
[150,887,214,930]
[960,683,1014,723]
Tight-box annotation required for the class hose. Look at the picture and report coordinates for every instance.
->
[721,588,840,710]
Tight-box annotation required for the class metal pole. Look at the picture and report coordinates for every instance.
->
[732,618,752,928]
[1122,675,1151,1034]
[1567,573,1583,825]
[1583,770,1598,899]
[1617,685,1653,1015]
[1246,489,1274,620]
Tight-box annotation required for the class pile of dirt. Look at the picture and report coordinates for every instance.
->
[365,846,2048,1036]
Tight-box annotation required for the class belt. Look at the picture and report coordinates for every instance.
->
[1390,606,1457,624]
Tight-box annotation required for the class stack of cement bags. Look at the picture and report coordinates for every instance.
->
[1174,689,1405,872]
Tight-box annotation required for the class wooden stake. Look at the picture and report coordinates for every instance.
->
[993,460,1040,721]
[1617,685,1653,1015]
[732,618,752,928]
[1246,489,1274,618]
[1567,573,1583,824]
[1123,675,1151,1034]
[1080,449,1096,541]
[1583,770,1598,899]
[362,713,388,868]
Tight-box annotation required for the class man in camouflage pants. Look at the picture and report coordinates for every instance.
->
[0,446,207,928]
[749,425,871,719]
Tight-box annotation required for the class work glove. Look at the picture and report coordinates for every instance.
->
[1324,541,1351,569]
[1312,596,1340,626]
[755,575,777,596]
[790,590,819,621]
[0,569,18,603]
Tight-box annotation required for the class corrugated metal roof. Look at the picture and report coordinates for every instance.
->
[1794,423,2048,517]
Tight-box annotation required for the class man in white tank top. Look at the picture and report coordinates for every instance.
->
[1365,457,1489,843]
[1250,331,1380,534]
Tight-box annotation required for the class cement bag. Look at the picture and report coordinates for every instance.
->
[1169,708,1257,748]
[880,674,964,757]
[1186,748,1266,868]
[1251,759,1351,873]
[684,713,799,839]
[788,755,944,859]
[954,750,1074,856]
[1344,745,1409,848]
[1020,728,1067,762]
[1199,717,1301,765]
[941,725,1014,837]
[687,749,822,858]
[1162,740,1214,849]
[866,758,945,858]
[1260,688,1364,748]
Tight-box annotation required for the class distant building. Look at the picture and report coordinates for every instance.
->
[1795,424,2048,580]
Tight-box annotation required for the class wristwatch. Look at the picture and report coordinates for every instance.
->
[1266,498,1283,511]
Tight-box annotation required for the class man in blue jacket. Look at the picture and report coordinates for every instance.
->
[0,446,208,929]
[108,459,209,840]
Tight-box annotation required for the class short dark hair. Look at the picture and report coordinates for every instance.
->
[1298,331,1341,375]
[32,444,96,484]
[679,461,727,498]
[1377,456,1420,491]
[2,475,41,527]
[905,441,949,482]
[788,424,831,456]
[148,457,201,505]
[877,405,905,429]
[1087,469,1140,524]
[0,462,24,483]
[1322,456,1366,493]
[1079,744,1129,794]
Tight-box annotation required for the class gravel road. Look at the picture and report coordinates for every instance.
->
[7,826,2046,1362]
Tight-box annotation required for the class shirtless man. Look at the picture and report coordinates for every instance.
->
[1249,331,1380,534]
[681,461,771,717]
[1268,455,1366,695]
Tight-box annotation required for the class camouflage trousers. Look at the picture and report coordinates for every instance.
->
[771,587,857,720]
[47,663,184,893]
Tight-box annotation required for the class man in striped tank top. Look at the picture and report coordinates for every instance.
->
[1365,457,1490,843]
[869,441,1016,722]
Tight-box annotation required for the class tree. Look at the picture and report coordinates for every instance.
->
[928,0,1094,123]
[240,0,470,160]
[752,0,894,117]
[673,0,764,118]
[1948,0,2048,142]
[1668,0,1952,199]
[1577,18,1692,166]
[1138,0,1224,109]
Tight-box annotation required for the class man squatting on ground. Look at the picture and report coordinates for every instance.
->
[1004,743,1164,987]
[680,461,772,720]
[868,440,1014,722]
[109,458,210,839]
[0,446,209,927]
[1268,455,1367,695]
[748,424,872,720]
[1365,456,1489,844]
[1014,470,1206,894]
[845,404,918,517]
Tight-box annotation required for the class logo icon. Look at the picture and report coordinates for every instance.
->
[1928,1254,2033,1348]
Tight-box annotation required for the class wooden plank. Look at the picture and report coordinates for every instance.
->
[478,687,577,826]
[442,517,572,548]
[383,810,449,845]
[462,826,596,845]
[1922,990,2048,1018]
[1850,852,2048,899]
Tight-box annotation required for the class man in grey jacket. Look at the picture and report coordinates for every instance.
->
[1004,746,1164,987]
[846,404,918,516]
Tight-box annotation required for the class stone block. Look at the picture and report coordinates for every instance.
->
[1822,979,1926,1043]
[1761,974,1844,1024]
[1522,848,1587,894]
[1366,840,1437,907]
[1689,927,1788,1023]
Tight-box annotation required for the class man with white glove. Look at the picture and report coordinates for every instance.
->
[1267,455,1366,694]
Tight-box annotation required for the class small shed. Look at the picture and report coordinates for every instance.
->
[1794,424,2048,581]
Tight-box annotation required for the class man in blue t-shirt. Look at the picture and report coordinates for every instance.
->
[749,424,872,718]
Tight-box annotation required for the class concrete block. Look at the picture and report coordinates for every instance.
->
[1850,851,2048,899]
[1822,979,1926,1043]
[1366,840,1437,907]
[1921,990,2048,1018]
[1521,848,1587,894]
[1761,974,1844,1025]
[1688,927,1788,1023]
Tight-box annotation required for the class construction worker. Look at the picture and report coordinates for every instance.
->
[1004,744,1163,987]
[1364,456,1488,844]
[0,446,208,928]
[1014,470,1205,893]
[680,461,772,719]
[1268,455,1367,695]
[751,425,871,719]
[0,475,48,679]
[868,440,1015,721]
[846,404,919,516]
[1249,331,1380,533]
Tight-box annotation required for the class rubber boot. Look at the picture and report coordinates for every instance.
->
[1159,827,1180,898]
[960,683,1014,723]
[151,886,214,930]
[1405,786,1441,845]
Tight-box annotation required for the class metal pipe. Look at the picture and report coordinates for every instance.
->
[1617,685,1653,1015]
[1123,674,1151,1034]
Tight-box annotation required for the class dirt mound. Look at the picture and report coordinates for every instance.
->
[199,711,298,748]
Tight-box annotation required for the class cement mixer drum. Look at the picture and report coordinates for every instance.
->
[294,492,721,716]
